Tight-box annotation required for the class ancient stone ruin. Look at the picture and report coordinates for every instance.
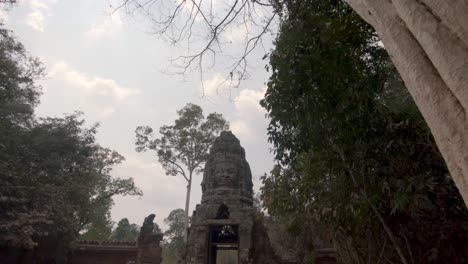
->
[69,214,163,264]
[137,214,163,264]
[186,131,257,264]
[186,131,335,264]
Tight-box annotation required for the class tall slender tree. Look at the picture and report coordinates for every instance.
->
[135,103,228,240]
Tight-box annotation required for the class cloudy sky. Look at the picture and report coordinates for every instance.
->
[2,0,276,229]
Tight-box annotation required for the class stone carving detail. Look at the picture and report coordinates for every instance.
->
[138,214,156,243]
[185,131,261,264]
[215,203,230,219]
[200,131,253,206]
[137,214,163,264]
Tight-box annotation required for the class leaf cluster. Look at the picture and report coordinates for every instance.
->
[0,25,43,126]
[135,103,229,181]
[163,209,186,258]
[260,1,467,263]
[109,218,141,241]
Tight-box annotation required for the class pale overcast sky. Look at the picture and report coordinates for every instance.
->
[2,0,276,230]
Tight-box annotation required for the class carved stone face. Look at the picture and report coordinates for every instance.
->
[214,162,237,188]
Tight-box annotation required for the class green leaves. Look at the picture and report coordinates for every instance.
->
[109,218,140,241]
[1,112,142,254]
[0,27,43,126]
[260,0,467,263]
[135,103,229,180]
[163,208,186,257]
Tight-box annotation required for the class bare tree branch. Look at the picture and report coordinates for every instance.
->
[164,157,189,182]
[111,0,277,93]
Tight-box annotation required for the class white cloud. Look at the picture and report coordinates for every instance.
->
[0,9,9,24]
[26,11,45,32]
[231,87,267,141]
[224,23,250,43]
[114,154,172,193]
[31,0,50,9]
[50,61,140,101]
[26,0,58,32]
[111,152,189,230]
[48,61,140,118]
[202,73,230,98]
[200,73,268,141]
[84,12,123,39]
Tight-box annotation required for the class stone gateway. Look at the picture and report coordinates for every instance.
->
[186,131,257,264]
[185,131,336,264]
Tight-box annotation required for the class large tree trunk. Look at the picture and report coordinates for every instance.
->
[347,0,468,206]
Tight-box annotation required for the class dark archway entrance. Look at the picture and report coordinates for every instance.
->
[208,225,238,264]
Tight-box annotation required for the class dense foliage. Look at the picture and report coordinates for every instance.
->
[0,25,142,261]
[0,26,42,126]
[81,216,147,242]
[109,218,141,241]
[162,209,185,262]
[135,103,229,179]
[79,201,114,241]
[260,1,468,263]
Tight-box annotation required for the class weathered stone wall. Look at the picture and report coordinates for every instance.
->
[69,242,138,264]
[0,241,141,264]
[71,215,164,264]
[69,241,137,264]
[68,236,163,264]
[137,233,163,264]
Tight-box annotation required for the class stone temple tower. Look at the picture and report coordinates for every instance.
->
[185,131,256,264]
[185,131,336,264]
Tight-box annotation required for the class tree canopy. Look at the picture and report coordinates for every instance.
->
[0,25,42,126]
[109,218,141,241]
[260,1,467,263]
[136,103,229,180]
[162,208,185,261]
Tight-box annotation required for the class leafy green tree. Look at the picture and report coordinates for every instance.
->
[260,1,467,263]
[0,25,142,261]
[110,218,140,241]
[0,26,42,126]
[0,24,44,250]
[1,113,142,259]
[135,103,229,240]
[163,209,185,258]
[79,202,114,241]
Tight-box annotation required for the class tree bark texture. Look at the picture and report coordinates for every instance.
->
[184,178,192,242]
[347,0,468,206]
